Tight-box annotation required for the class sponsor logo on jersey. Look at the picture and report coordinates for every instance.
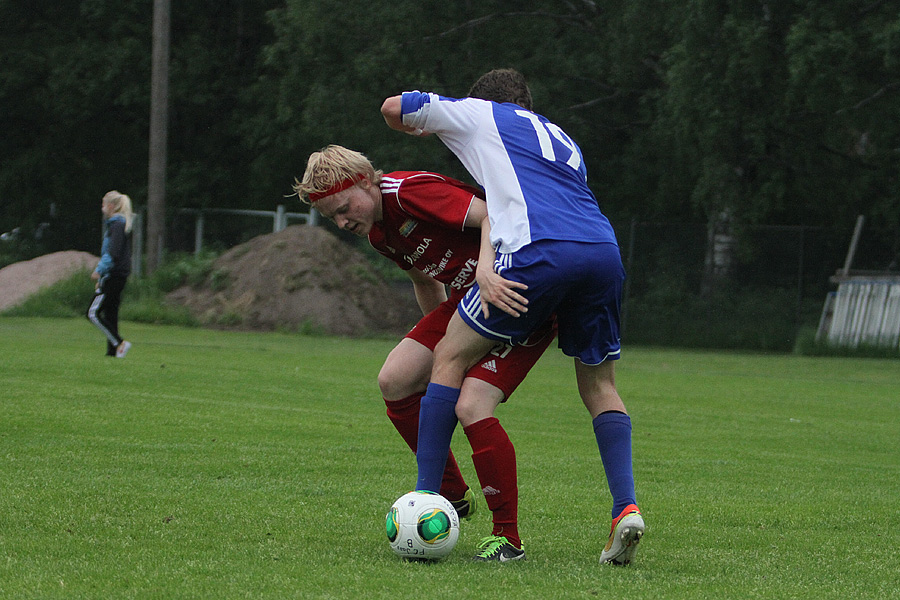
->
[450,257,478,290]
[399,219,418,237]
[481,359,497,373]
[403,237,432,266]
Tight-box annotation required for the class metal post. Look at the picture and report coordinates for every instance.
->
[795,225,805,328]
[621,218,637,337]
[194,212,204,256]
[131,212,144,278]
[275,205,286,232]
[842,215,865,277]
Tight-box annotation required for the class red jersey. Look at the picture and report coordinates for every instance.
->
[369,171,483,292]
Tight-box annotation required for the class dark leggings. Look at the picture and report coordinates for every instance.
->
[86,275,128,355]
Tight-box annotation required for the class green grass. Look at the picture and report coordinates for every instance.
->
[1,317,898,599]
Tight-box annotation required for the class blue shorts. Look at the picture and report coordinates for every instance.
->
[458,239,624,365]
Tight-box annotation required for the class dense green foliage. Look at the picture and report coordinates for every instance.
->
[3,1,898,351]
[2,1,898,258]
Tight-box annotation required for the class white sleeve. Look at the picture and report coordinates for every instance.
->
[401,93,486,147]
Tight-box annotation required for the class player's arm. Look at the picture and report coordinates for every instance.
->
[381,96,405,130]
[462,196,487,229]
[406,267,447,315]
[381,96,421,135]
[472,208,528,319]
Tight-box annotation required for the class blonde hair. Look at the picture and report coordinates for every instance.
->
[102,190,135,233]
[292,145,383,204]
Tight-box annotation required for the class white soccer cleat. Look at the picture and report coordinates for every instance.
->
[115,340,132,358]
[599,504,644,566]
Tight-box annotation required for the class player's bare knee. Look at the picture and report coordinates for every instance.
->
[454,397,477,426]
[377,360,401,397]
[378,362,426,401]
[377,366,400,399]
[455,384,504,427]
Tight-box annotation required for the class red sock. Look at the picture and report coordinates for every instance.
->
[464,417,520,548]
[384,394,468,500]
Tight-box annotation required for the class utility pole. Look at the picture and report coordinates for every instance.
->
[146,0,170,274]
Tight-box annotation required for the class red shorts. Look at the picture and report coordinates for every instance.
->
[405,296,557,400]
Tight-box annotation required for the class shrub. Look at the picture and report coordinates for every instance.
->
[625,283,801,352]
[2,270,95,318]
[1,255,208,327]
[147,251,217,292]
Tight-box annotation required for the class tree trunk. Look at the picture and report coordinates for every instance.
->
[702,209,735,296]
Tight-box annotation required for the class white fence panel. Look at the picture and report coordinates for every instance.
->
[825,280,900,350]
[878,286,900,348]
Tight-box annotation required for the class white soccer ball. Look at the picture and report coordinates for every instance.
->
[385,491,460,560]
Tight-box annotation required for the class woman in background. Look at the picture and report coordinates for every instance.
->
[86,190,133,358]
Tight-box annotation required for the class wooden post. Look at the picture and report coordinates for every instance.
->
[146,0,170,274]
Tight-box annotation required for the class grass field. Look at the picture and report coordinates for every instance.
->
[1,317,898,599]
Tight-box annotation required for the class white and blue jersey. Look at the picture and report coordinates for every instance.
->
[401,91,624,364]
[400,92,617,254]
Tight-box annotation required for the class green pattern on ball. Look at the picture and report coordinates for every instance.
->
[417,509,451,543]
[385,507,399,542]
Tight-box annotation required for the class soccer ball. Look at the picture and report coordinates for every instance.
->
[385,491,460,560]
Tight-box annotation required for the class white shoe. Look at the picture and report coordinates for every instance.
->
[599,504,644,565]
[116,341,132,358]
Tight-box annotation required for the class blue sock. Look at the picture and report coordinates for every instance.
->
[416,383,461,493]
[592,411,637,518]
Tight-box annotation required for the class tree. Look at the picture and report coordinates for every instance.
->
[0,0,281,260]
[1,0,897,270]
[0,0,151,257]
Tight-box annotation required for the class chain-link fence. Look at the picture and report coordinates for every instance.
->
[617,220,899,352]
[163,209,898,353]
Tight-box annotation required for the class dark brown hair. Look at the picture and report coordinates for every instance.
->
[467,68,533,111]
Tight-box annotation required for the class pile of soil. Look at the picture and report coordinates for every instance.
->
[166,225,420,337]
[0,251,99,312]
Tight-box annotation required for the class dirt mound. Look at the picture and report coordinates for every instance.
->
[0,250,99,311]
[166,225,420,336]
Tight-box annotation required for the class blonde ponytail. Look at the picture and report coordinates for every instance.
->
[103,190,135,233]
